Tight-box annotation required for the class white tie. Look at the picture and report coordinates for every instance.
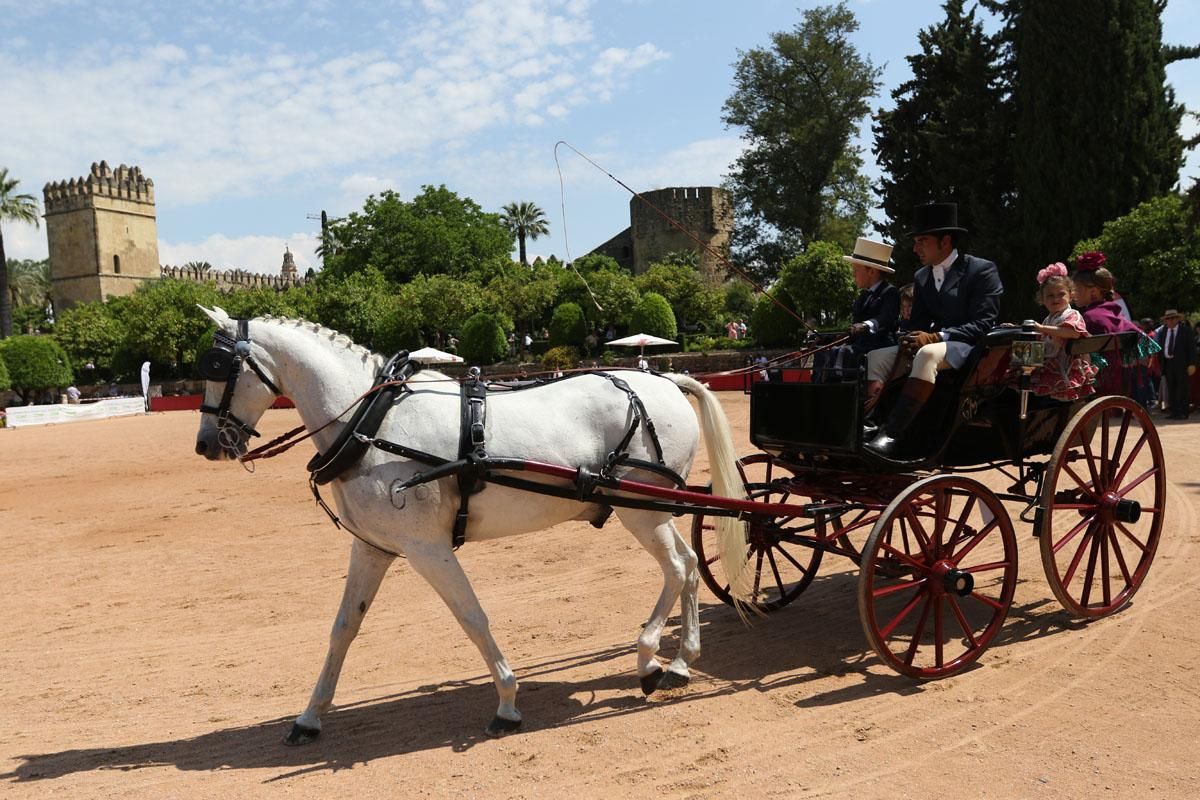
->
[933,265,945,291]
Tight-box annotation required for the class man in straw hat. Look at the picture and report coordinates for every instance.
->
[1154,308,1196,419]
[813,237,900,382]
[864,202,1004,458]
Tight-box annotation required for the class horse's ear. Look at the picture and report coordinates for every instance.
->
[198,305,232,329]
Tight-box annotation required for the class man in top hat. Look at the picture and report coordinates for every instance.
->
[864,202,1004,457]
[814,237,900,382]
[1154,309,1196,419]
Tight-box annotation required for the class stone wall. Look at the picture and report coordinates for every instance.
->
[628,186,733,281]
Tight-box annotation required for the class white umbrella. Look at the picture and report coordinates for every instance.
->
[409,346,464,364]
[606,333,678,355]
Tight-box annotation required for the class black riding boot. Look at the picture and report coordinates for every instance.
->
[865,378,935,458]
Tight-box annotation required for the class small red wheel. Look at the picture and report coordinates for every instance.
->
[858,474,1018,679]
[692,453,823,612]
[1039,396,1165,618]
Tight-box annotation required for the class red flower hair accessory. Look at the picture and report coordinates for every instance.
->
[1037,262,1068,285]
[1075,251,1107,273]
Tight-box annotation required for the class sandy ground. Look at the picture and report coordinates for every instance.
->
[2,394,1198,799]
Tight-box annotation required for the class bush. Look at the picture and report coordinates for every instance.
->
[750,292,803,347]
[459,312,508,365]
[54,301,126,378]
[549,302,587,347]
[630,292,678,339]
[0,351,10,392]
[0,334,74,403]
[541,345,579,370]
[776,240,857,325]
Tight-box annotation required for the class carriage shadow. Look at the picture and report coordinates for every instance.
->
[691,567,1092,708]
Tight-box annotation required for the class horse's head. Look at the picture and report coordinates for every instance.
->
[194,306,282,461]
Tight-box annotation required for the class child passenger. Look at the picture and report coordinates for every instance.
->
[1027,263,1098,401]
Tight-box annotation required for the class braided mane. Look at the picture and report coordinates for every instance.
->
[254,315,386,371]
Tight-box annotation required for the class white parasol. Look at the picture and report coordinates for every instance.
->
[606,333,678,356]
[409,346,465,364]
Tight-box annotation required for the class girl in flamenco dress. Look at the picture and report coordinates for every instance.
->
[1027,263,1098,400]
[1070,251,1159,397]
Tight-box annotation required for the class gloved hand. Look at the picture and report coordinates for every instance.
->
[901,330,942,353]
[1189,364,1196,377]
[848,322,869,337]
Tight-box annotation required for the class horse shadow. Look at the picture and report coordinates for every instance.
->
[4,572,1097,783]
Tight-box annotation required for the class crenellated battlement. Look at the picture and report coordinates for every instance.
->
[44,160,155,213]
[160,264,309,291]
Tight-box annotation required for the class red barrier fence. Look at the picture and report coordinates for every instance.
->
[151,395,294,412]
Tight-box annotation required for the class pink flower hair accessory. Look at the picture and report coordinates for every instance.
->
[1075,251,1107,273]
[1037,262,1069,285]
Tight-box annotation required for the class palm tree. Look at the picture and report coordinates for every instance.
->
[6,258,50,308]
[499,201,551,267]
[1,168,41,338]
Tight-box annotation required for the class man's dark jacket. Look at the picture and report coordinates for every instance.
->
[903,253,1003,345]
[850,282,900,354]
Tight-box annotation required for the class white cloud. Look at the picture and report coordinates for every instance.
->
[1,219,48,261]
[0,0,666,209]
[618,136,745,190]
[159,232,320,274]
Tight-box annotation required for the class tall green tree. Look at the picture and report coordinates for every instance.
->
[323,186,513,283]
[722,2,881,276]
[775,241,858,326]
[0,168,41,338]
[499,201,551,266]
[984,0,1197,292]
[873,0,1015,297]
[6,258,51,310]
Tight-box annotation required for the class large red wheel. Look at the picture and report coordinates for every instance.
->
[858,475,1018,679]
[1039,396,1165,618]
[692,453,823,612]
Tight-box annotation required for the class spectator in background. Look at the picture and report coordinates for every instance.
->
[737,319,748,339]
[725,320,740,340]
[1155,309,1196,419]
[1072,250,1157,397]
[66,385,81,404]
[899,283,914,321]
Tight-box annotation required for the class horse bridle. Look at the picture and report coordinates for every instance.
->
[198,319,281,441]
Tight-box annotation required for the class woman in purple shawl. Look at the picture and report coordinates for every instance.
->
[1071,251,1157,395]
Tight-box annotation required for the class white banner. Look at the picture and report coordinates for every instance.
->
[4,397,148,428]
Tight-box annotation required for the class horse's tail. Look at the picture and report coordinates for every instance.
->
[667,374,755,614]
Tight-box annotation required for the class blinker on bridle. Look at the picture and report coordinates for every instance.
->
[199,318,281,441]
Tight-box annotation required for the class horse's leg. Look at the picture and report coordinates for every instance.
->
[402,539,521,736]
[665,524,700,686]
[616,509,695,695]
[285,537,394,746]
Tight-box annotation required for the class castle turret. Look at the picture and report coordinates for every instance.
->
[44,161,160,309]
[280,245,298,280]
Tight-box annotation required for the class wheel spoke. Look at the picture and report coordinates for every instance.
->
[946,595,980,649]
[879,585,927,639]
[945,493,978,554]
[1078,525,1104,607]
[934,596,945,669]
[1062,519,1098,585]
[1106,526,1134,585]
[1114,520,1149,554]
[949,518,1000,565]
[903,506,935,559]
[1116,466,1159,499]
[751,549,765,597]
[879,538,933,574]
[931,488,951,557]
[1100,524,1112,607]
[1111,431,1149,488]
[1079,433,1104,493]
[1109,411,1132,483]
[1062,462,1099,500]
[968,590,1007,611]
[902,594,932,667]
[1052,512,1097,555]
[962,558,1012,575]
[764,546,787,599]
[772,540,810,573]
[872,576,926,599]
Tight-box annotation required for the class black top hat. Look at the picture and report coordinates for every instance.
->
[909,202,968,236]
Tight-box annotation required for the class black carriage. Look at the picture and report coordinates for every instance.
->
[692,326,1165,678]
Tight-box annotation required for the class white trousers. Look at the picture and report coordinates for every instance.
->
[866,341,973,384]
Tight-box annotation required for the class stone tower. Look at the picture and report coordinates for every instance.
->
[280,245,298,279]
[586,186,734,283]
[43,161,159,310]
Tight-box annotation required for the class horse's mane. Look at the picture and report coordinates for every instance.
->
[254,315,386,371]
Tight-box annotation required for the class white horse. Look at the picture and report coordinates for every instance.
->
[193,308,749,742]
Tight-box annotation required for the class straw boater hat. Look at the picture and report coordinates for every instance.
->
[1162,309,1183,320]
[844,237,895,273]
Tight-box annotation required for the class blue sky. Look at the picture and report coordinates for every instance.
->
[3,0,1198,276]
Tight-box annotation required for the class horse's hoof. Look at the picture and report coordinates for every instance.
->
[639,666,664,695]
[657,671,690,691]
[485,716,522,737]
[284,722,321,746]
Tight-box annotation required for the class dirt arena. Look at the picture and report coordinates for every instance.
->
[2,394,1198,798]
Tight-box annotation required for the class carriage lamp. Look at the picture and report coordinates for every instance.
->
[1010,322,1046,420]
